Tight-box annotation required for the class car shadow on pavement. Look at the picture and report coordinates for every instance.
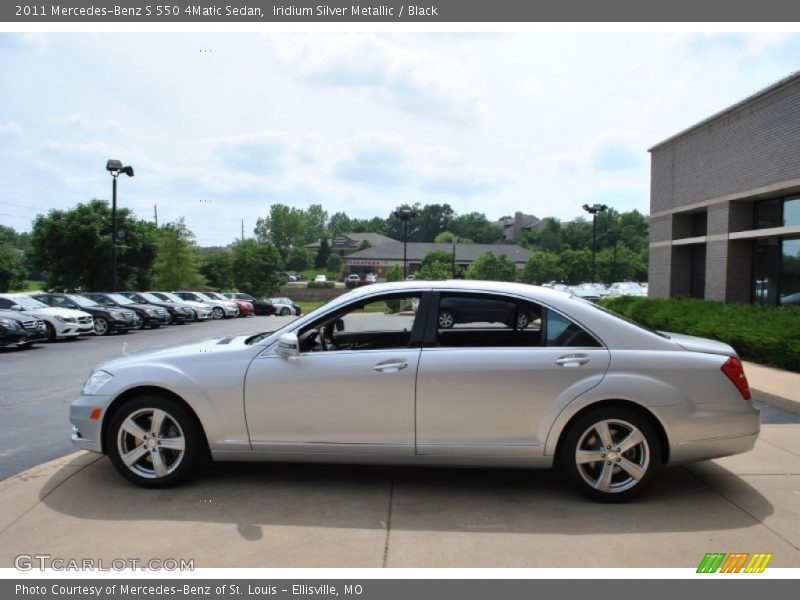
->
[39,453,774,540]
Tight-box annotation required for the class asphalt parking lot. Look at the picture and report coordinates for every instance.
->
[0,315,296,481]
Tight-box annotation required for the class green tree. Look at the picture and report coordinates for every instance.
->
[285,247,312,272]
[254,204,306,257]
[199,251,234,290]
[416,249,453,280]
[560,248,592,284]
[466,252,516,282]
[28,199,157,291]
[435,230,457,243]
[0,241,26,292]
[152,219,206,290]
[303,204,329,245]
[328,212,352,237]
[326,253,344,274]
[450,212,502,244]
[386,264,404,282]
[519,252,565,285]
[314,237,331,268]
[231,239,282,297]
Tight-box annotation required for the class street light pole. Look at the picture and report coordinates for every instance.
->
[106,160,134,292]
[111,174,118,291]
[393,208,419,279]
[582,203,608,283]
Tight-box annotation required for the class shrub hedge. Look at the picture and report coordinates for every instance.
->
[307,280,335,289]
[600,296,800,373]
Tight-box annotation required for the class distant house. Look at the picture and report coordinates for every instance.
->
[306,232,399,257]
[493,211,542,243]
[344,241,534,278]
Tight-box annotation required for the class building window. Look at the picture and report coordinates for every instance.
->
[754,198,781,229]
[781,238,800,305]
[784,197,800,227]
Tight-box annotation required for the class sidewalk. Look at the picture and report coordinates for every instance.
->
[744,361,800,414]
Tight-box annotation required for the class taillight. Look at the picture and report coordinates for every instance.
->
[721,357,751,400]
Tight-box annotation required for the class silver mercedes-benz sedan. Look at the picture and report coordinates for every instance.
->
[70,281,759,501]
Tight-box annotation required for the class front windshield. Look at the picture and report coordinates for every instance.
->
[207,292,226,300]
[195,292,215,302]
[141,292,164,303]
[109,293,134,305]
[11,296,48,309]
[69,295,98,307]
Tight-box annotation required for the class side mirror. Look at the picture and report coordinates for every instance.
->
[276,332,300,357]
[10,305,23,311]
[334,318,345,332]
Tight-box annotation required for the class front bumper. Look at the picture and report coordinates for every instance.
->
[224,307,239,317]
[54,322,82,338]
[1,329,46,346]
[70,394,113,453]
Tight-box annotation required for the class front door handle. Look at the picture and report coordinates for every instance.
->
[555,354,590,367]
[373,359,409,373]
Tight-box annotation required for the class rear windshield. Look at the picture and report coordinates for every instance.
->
[586,299,670,339]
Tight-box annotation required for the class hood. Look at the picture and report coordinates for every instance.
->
[663,332,737,357]
[98,333,264,370]
[23,307,92,319]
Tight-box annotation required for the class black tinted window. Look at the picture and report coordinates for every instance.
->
[545,309,600,347]
[436,294,542,348]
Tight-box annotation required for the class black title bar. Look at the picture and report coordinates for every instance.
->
[4,0,800,22]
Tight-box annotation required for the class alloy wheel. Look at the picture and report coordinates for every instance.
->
[116,408,186,479]
[212,307,224,320]
[438,311,455,328]
[574,418,650,494]
[94,317,109,336]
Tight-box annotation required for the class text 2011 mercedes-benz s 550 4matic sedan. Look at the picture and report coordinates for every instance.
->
[70,281,759,501]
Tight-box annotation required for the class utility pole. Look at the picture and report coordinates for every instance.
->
[241,219,245,241]
[153,204,158,228]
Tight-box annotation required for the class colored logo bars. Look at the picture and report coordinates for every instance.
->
[697,553,773,573]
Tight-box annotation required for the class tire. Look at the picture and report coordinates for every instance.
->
[516,312,530,329]
[438,311,455,329]
[94,317,110,336]
[106,396,203,488]
[118,329,131,334]
[212,307,224,320]
[558,407,661,502]
[45,322,57,342]
[280,307,290,316]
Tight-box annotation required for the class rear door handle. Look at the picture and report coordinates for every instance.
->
[555,354,590,367]
[373,359,409,373]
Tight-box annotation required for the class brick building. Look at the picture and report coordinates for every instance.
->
[648,72,800,306]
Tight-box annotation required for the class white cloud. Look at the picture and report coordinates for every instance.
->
[0,122,23,138]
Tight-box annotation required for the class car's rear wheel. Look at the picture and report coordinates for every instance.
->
[106,396,202,488]
[212,307,224,320]
[94,317,109,336]
[559,407,661,502]
[438,311,455,329]
[517,312,530,329]
[280,307,290,316]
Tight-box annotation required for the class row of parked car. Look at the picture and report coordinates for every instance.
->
[0,290,302,349]
[543,281,649,301]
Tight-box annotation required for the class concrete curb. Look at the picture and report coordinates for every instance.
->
[751,388,800,415]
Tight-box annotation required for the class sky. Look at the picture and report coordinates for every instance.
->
[0,32,798,246]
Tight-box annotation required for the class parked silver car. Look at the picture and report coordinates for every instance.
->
[70,281,759,501]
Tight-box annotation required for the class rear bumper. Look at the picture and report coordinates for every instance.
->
[659,400,761,465]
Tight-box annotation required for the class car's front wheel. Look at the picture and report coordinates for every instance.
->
[559,407,661,502]
[106,396,203,488]
[211,307,224,320]
[280,307,290,316]
[94,317,110,336]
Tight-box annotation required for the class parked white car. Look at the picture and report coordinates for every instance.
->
[148,292,213,321]
[0,293,93,341]
[365,273,377,283]
[607,282,647,298]
[314,274,327,283]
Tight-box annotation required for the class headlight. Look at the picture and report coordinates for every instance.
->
[56,316,76,323]
[0,318,20,329]
[82,370,113,395]
[109,310,123,318]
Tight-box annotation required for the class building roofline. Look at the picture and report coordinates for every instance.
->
[648,71,800,153]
